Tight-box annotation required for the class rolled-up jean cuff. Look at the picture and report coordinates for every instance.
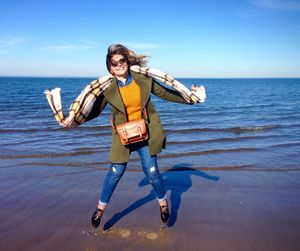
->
[157,195,167,203]
[98,200,108,207]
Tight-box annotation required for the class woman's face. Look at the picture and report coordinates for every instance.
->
[110,54,128,77]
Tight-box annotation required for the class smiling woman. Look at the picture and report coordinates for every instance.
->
[90,44,194,228]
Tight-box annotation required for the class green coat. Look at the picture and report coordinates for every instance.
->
[87,70,191,163]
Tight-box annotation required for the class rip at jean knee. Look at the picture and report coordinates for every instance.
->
[149,166,156,173]
[112,166,117,172]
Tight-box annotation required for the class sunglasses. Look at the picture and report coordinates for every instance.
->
[111,57,127,68]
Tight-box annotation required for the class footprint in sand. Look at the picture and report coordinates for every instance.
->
[146,232,158,240]
[84,229,102,236]
[138,231,158,240]
[119,229,131,238]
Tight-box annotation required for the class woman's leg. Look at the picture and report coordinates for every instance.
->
[92,162,127,228]
[136,143,169,223]
[98,162,127,210]
[136,143,166,203]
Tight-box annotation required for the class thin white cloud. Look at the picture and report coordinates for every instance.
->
[122,42,161,50]
[0,35,26,52]
[252,0,300,11]
[43,41,158,52]
[43,40,98,52]
[80,40,100,46]
[43,43,90,52]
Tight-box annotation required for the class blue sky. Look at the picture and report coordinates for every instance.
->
[0,0,299,77]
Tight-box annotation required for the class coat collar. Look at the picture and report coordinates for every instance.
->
[103,70,152,114]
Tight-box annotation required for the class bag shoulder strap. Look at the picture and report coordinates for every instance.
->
[142,107,148,123]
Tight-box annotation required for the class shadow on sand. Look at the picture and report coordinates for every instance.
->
[103,163,219,230]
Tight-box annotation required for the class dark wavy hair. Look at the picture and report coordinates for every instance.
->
[106,44,148,73]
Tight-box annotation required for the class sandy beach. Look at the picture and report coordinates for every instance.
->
[0,162,299,251]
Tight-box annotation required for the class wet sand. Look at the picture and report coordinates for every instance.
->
[0,163,300,251]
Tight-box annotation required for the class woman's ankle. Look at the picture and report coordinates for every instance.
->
[159,199,168,207]
[97,202,107,211]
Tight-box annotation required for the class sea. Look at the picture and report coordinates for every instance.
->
[1,77,300,172]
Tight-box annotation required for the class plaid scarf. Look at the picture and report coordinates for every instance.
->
[44,66,206,128]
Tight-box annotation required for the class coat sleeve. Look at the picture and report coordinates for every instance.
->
[151,80,192,104]
[85,93,108,122]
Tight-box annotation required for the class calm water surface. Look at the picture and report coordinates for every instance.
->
[1,77,300,172]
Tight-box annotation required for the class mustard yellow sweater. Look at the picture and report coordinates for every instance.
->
[119,79,141,121]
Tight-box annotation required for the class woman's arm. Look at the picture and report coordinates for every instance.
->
[85,94,108,122]
[151,80,192,104]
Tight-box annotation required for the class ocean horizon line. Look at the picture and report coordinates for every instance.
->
[0,75,300,80]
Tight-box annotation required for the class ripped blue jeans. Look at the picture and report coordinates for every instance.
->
[98,141,166,206]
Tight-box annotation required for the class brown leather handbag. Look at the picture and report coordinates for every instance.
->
[110,109,148,145]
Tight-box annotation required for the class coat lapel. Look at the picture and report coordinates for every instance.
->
[103,78,126,114]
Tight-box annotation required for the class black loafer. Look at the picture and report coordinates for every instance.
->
[160,204,170,223]
[91,208,103,228]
